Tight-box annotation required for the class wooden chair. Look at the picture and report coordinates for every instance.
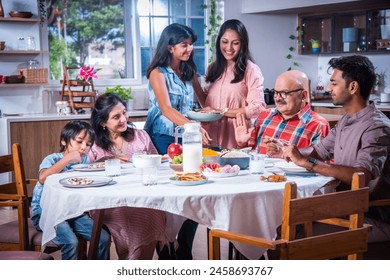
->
[209,172,371,260]
[363,198,390,259]
[0,143,86,258]
[0,251,54,260]
[61,66,96,114]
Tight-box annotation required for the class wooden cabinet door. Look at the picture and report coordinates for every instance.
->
[10,120,73,181]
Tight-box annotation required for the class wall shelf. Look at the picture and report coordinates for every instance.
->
[0,83,49,88]
[0,17,42,23]
[0,50,48,54]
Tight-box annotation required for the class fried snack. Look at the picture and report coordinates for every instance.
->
[88,163,105,169]
[175,172,206,181]
[67,177,93,185]
[260,175,287,182]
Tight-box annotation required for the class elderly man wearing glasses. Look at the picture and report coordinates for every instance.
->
[233,70,330,157]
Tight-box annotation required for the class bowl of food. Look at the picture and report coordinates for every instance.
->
[132,154,162,168]
[187,110,224,122]
[169,163,183,172]
[202,148,220,164]
[217,149,250,169]
[9,11,33,18]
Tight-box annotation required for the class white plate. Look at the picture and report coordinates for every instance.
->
[59,175,113,188]
[71,163,105,172]
[273,161,308,173]
[187,111,224,122]
[169,176,208,186]
[203,170,239,178]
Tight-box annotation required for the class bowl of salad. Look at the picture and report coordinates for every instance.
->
[169,154,183,172]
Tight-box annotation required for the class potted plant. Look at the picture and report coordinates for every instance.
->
[286,26,303,71]
[202,0,222,63]
[105,85,133,110]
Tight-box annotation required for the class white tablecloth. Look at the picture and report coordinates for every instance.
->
[40,162,334,259]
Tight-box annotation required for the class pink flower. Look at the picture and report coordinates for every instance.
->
[78,65,99,82]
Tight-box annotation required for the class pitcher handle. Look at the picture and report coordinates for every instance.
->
[174,126,184,144]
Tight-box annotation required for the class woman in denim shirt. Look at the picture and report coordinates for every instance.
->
[144,23,211,154]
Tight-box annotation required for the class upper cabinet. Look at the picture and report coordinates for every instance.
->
[299,6,390,55]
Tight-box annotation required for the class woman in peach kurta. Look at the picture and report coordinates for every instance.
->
[88,93,167,260]
[198,19,266,149]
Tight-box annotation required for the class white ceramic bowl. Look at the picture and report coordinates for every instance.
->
[187,111,224,122]
[132,154,162,168]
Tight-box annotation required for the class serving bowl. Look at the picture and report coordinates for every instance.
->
[9,11,33,18]
[217,156,250,169]
[204,155,219,164]
[132,154,162,168]
[169,163,183,172]
[187,110,224,122]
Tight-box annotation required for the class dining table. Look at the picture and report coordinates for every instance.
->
[39,159,336,260]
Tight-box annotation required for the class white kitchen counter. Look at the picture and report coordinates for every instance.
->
[311,101,390,111]
[0,110,148,122]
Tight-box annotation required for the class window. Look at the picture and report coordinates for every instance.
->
[138,0,206,77]
[46,0,207,85]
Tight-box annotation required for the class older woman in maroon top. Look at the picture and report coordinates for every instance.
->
[88,93,167,259]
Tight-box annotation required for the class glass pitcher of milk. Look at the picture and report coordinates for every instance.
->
[182,122,202,173]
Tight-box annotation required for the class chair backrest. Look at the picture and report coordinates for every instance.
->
[0,143,30,250]
[61,66,96,114]
[280,172,370,260]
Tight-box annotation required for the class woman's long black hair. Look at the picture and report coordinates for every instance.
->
[146,23,198,81]
[205,19,253,84]
[91,93,135,152]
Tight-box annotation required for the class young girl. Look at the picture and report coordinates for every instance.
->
[30,120,111,260]
[144,22,211,154]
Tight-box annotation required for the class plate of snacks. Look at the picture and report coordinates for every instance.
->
[59,175,113,188]
[71,163,105,171]
[170,172,208,186]
[201,163,240,178]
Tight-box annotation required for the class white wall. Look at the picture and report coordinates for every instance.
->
[224,0,318,90]
[224,0,390,92]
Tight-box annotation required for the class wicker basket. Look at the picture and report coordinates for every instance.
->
[18,68,48,84]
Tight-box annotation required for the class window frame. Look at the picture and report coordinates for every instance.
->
[43,0,213,87]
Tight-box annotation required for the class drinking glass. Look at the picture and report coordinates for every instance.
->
[249,154,266,174]
[141,166,158,186]
[105,159,121,177]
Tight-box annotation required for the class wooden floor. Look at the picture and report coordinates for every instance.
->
[0,208,230,260]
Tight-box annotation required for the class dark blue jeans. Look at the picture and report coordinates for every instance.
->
[150,133,182,155]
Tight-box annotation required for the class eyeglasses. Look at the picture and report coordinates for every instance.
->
[270,88,304,99]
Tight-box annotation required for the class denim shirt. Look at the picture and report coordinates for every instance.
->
[30,153,89,220]
[144,66,194,137]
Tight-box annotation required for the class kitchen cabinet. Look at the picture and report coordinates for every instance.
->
[0,16,47,86]
[299,6,390,55]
